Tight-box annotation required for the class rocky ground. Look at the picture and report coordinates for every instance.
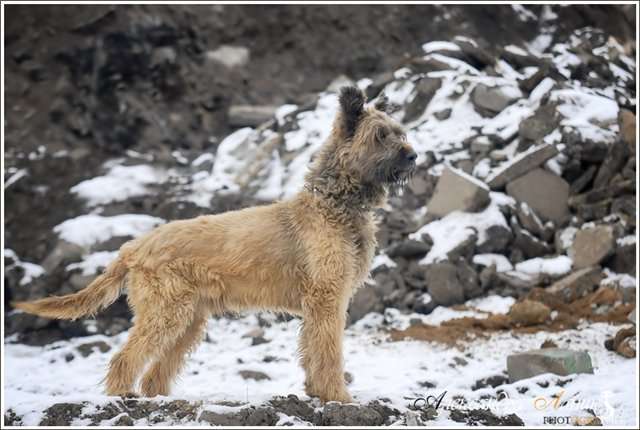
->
[3,3,638,427]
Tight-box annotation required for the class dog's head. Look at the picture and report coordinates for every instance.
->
[337,86,417,188]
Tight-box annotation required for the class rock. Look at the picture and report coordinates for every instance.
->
[593,140,630,189]
[507,348,593,382]
[629,308,636,325]
[512,222,553,259]
[541,339,558,349]
[320,403,384,426]
[455,39,495,69]
[41,240,85,272]
[414,293,437,315]
[403,77,441,123]
[487,144,559,189]
[228,105,278,127]
[269,395,316,423]
[515,202,554,242]
[476,225,513,254]
[425,263,465,306]
[426,166,490,217]
[348,287,382,324]
[76,341,111,357]
[518,65,548,93]
[424,261,480,306]
[508,300,551,326]
[364,71,394,99]
[205,45,250,69]
[471,84,519,115]
[547,267,604,302]
[519,104,560,142]
[199,406,278,426]
[570,226,615,269]
[506,168,569,224]
[570,165,597,195]
[433,108,452,120]
[471,374,509,390]
[449,408,524,426]
[618,109,636,155]
[238,370,270,381]
[605,327,636,359]
[387,239,431,259]
[40,403,84,426]
[446,233,477,261]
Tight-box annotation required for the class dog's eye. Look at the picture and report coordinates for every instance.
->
[376,128,388,141]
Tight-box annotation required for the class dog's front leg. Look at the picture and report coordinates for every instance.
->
[300,298,352,404]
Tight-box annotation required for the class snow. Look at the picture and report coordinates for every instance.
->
[473,253,514,272]
[371,253,397,270]
[66,251,119,276]
[4,315,636,426]
[411,197,510,265]
[466,295,515,314]
[71,164,167,207]
[53,214,164,248]
[422,41,461,53]
[514,255,573,277]
[4,249,46,285]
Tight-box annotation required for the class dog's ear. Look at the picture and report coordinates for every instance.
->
[373,91,389,113]
[339,86,365,138]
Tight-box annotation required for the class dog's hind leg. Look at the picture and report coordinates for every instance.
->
[104,272,197,396]
[139,312,208,397]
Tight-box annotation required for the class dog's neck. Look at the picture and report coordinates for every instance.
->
[303,174,387,214]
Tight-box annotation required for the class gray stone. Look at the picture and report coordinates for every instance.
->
[570,226,615,269]
[387,239,431,259]
[476,225,513,254]
[506,168,569,224]
[515,202,554,242]
[41,240,85,272]
[238,370,270,381]
[206,45,250,69]
[320,403,384,426]
[610,242,636,276]
[593,140,630,189]
[348,287,381,324]
[471,84,518,115]
[507,348,594,382]
[199,407,278,426]
[76,341,111,357]
[228,105,278,127]
[487,144,558,189]
[364,71,394,99]
[424,262,466,306]
[512,221,553,259]
[403,77,441,123]
[547,267,604,303]
[570,165,597,195]
[427,166,490,218]
[518,104,560,142]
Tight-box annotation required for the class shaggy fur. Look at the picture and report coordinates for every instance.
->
[13,86,416,403]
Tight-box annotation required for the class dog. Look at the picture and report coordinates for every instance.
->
[14,85,417,403]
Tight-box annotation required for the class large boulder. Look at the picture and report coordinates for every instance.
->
[570,226,615,269]
[426,166,490,217]
[424,260,480,306]
[471,84,519,115]
[546,266,604,302]
[506,168,569,224]
[507,348,593,382]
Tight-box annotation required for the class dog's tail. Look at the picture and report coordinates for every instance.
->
[12,255,128,320]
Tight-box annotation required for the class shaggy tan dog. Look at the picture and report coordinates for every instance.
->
[14,86,416,403]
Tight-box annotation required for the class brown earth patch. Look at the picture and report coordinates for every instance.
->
[390,287,634,346]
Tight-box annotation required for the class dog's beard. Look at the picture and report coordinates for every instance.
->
[378,163,415,196]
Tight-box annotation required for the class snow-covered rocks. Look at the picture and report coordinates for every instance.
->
[486,143,559,189]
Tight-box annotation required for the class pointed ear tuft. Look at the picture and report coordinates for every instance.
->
[339,86,365,137]
[373,91,389,113]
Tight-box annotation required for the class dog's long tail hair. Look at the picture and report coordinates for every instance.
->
[12,256,128,320]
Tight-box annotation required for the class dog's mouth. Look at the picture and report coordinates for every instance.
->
[386,163,415,188]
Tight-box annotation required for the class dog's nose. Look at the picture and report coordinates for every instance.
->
[406,149,417,163]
